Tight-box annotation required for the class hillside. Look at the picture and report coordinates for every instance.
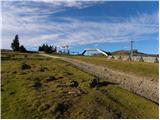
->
[111,49,158,57]
[1,52,158,119]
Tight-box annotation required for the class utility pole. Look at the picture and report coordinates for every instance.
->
[130,40,134,58]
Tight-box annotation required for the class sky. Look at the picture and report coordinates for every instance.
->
[1,0,159,54]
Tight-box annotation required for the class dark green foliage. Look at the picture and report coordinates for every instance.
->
[11,35,27,52]
[11,35,19,51]
[38,44,57,53]
[19,45,27,52]
[38,46,43,51]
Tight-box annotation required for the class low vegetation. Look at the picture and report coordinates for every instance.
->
[1,52,158,118]
[65,55,159,79]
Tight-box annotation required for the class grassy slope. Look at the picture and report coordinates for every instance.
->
[1,53,158,118]
[64,55,159,78]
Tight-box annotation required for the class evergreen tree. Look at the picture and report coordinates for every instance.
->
[11,34,19,51]
[38,46,42,51]
[19,45,26,52]
[38,44,56,53]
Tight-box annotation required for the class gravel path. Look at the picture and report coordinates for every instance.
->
[40,54,159,103]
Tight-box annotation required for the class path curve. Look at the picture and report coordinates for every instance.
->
[40,53,159,103]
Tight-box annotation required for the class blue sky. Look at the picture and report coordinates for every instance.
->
[1,1,159,54]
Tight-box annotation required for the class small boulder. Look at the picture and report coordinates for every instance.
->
[70,81,79,87]
[89,78,99,88]
[46,76,56,82]
[68,88,83,96]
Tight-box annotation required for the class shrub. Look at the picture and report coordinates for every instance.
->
[19,45,27,52]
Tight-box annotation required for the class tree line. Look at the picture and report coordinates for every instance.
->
[38,44,57,53]
[11,34,57,53]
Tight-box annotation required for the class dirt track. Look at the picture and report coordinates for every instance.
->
[40,54,159,103]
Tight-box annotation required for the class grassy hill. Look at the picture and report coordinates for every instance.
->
[66,55,158,79]
[112,50,131,55]
[1,52,158,118]
[111,49,158,57]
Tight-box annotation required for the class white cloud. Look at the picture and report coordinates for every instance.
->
[1,1,158,50]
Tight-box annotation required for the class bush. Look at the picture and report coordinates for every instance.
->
[19,45,27,52]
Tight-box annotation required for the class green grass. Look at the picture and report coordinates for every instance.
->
[1,52,159,118]
[64,55,159,79]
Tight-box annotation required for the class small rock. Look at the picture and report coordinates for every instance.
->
[70,81,79,87]
[68,89,82,96]
[46,76,56,82]
[89,78,99,88]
